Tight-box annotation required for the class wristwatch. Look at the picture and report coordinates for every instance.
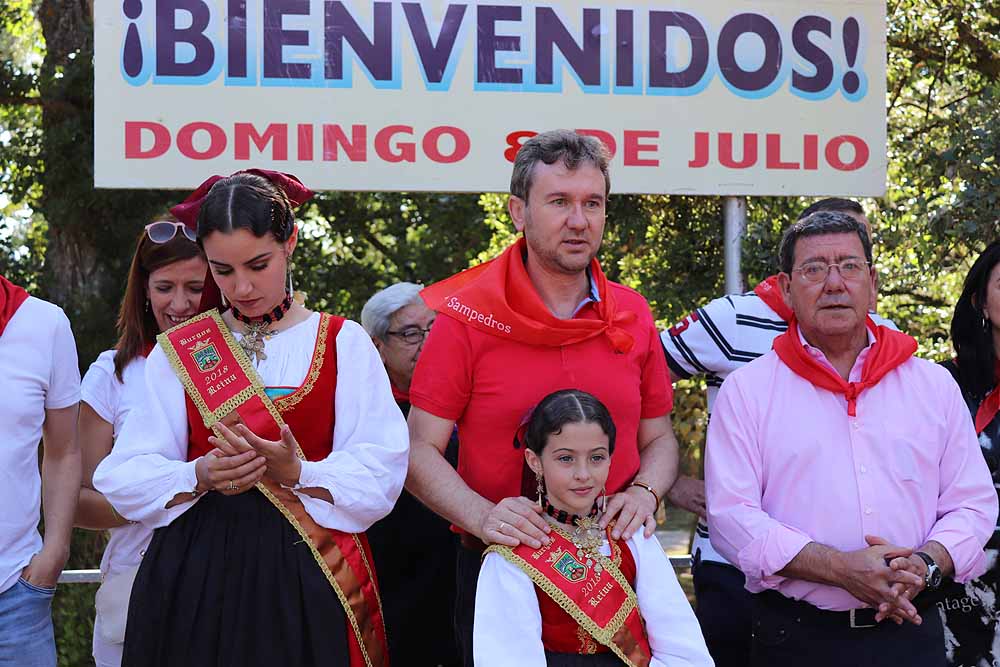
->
[914,551,943,589]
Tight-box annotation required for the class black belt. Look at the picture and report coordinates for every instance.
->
[756,591,880,629]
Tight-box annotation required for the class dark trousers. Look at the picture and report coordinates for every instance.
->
[693,559,753,667]
[454,543,482,667]
[751,591,946,667]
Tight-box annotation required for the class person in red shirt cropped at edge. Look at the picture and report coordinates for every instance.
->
[705,211,998,667]
[406,129,680,667]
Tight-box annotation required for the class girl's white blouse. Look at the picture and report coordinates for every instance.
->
[474,531,714,667]
[94,313,409,533]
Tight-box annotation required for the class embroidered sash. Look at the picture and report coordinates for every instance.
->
[159,310,387,667]
[486,527,652,667]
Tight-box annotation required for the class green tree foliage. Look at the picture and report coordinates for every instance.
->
[1,3,998,664]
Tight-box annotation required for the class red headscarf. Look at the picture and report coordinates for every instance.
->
[0,274,29,338]
[421,237,636,353]
[169,169,315,312]
[773,316,918,416]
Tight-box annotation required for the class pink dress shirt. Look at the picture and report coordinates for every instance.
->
[705,328,998,611]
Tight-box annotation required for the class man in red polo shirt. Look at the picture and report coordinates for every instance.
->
[407,129,679,666]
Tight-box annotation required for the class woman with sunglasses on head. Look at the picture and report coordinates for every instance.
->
[74,220,205,667]
[935,240,1000,667]
[93,170,407,667]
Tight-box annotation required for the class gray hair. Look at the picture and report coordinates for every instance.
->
[510,130,611,202]
[779,211,873,274]
[361,282,425,340]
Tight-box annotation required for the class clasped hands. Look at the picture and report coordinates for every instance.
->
[838,535,929,625]
[193,422,302,495]
[480,485,659,549]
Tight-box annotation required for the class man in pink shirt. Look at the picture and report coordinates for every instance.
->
[706,211,997,666]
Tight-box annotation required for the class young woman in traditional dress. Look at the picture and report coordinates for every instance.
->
[74,222,206,667]
[93,170,407,667]
[474,389,712,667]
[935,240,1000,666]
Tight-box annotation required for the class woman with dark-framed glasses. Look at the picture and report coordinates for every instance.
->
[361,282,460,667]
[74,220,206,667]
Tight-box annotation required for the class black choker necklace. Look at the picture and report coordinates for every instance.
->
[231,294,293,326]
[542,496,599,526]
[231,294,293,364]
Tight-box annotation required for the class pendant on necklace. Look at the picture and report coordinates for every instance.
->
[571,516,604,575]
[239,321,275,364]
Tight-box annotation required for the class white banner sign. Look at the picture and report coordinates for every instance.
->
[94,1,887,195]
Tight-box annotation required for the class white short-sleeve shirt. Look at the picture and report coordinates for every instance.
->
[81,351,154,575]
[0,297,80,594]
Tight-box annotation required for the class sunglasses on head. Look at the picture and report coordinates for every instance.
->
[145,221,197,244]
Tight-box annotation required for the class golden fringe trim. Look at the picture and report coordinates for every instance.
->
[257,483,373,667]
[275,313,330,413]
[486,544,640,667]
[160,310,372,667]
[352,534,386,629]
[157,311,220,433]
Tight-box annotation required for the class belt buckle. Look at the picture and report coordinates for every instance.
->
[849,608,877,629]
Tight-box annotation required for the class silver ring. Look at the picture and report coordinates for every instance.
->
[228,481,238,491]
[498,521,507,533]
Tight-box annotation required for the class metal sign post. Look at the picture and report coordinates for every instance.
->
[723,196,748,294]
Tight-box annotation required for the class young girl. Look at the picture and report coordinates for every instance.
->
[474,389,712,667]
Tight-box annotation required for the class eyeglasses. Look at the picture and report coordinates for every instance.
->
[791,259,871,284]
[145,221,197,244]
[385,326,432,345]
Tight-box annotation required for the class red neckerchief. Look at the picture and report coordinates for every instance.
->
[390,382,410,404]
[0,274,29,338]
[975,362,1000,435]
[773,316,917,416]
[754,275,793,321]
[420,238,636,353]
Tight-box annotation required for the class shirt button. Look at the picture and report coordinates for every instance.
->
[852,422,861,430]
[860,465,867,474]
[864,508,873,515]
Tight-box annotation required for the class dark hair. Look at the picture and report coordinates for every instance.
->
[524,389,616,455]
[797,197,865,221]
[779,210,874,274]
[196,172,295,242]
[510,130,611,202]
[114,226,204,381]
[951,240,1000,399]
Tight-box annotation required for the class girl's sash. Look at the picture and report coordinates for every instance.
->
[159,310,387,667]
[486,527,652,667]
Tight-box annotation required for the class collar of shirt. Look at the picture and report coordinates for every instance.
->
[796,325,876,383]
[571,267,602,317]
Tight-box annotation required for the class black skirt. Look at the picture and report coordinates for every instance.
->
[544,651,625,666]
[122,488,351,667]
